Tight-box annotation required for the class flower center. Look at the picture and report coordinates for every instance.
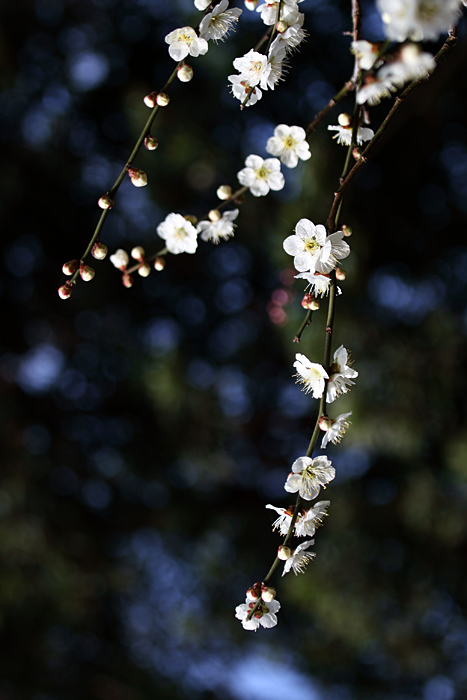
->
[417,1,438,21]
[174,227,188,240]
[285,136,296,148]
[257,165,268,179]
[304,236,320,253]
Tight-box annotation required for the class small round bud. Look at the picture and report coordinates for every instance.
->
[216,185,232,200]
[122,272,134,288]
[156,92,170,107]
[244,0,259,9]
[184,214,198,225]
[144,135,159,151]
[127,167,148,188]
[62,260,78,276]
[338,112,352,127]
[131,246,145,262]
[335,267,346,281]
[261,586,276,603]
[58,282,73,300]
[342,224,352,237]
[98,194,114,210]
[276,20,287,33]
[143,91,158,108]
[80,264,95,282]
[177,64,194,83]
[319,415,334,432]
[91,242,108,260]
[138,262,151,278]
[110,249,129,270]
[208,209,221,222]
[154,256,166,271]
[277,545,292,561]
[352,147,362,161]
[310,299,320,311]
[246,584,261,601]
[301,293,313,309]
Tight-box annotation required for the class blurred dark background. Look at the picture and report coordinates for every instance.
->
[1,1,467,698]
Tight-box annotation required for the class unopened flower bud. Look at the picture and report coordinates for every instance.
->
[301,293,313,309]
[277,545,292,561]
[110,249,129,270]
[335,267,346,281]
[131,246,145,261]
[91,242,108,260]
[319,415,334,432]
[58,282,74,300]
[208,209,221,222]
[144,135,159,151]
[352,147,362,160]
[138,262,151,277]
[80,264,95,282]
[310,299,320,311]
[184,214,198,225]
[217,184,232,200]
[122,272,134,288]
[156,92,170,107]
[276,20,288,33]
[62,260,78,276]
[342,224,352,237]
[244,0,259,9]
[177,64,194,83]
[127,167,148,187]
[246,584,261,601]
[143,91,158,108]
[261,586,276,602]
[98,194,114,210]
[338,112,352,127]
[154,256,166,271]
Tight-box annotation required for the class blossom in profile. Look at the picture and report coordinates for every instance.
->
[328,118,374,147]
[266,124,311,168]
[165,26,208,61]
[327,345,358,403]
[156,213,198,255]
[284,455,335,501]
[196,209,239,243]
[235,597,281,630]
[295,501,331,537]
[294,353,328,398]
[237,155,285,196]
[320,412,352,448]
[295,271,332,297]
[282,540,316,576]
[351,40,381,70]
[200,1,242,42]
[265,504,294,536]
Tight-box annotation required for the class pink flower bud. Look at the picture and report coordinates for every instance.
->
[122,272,134,288]
[277,545,291,561]
[301,293,313,309]
[143,91,158,108]
[98,194,114,210]
[154,256,166,271]
[208,209,221,222]
[156,92,170,107]
[319,415,333,432]
[138,262,151,277]
[335,267,346,281]
[131,246,145,261]
[127,167,148,187]
[310,299,320,311]
[144,135,159,151]
[216,185,232,200]
[177,64,194,83]
[80,264,95,282]
[58,282,74,300]
[62,260,78,276]
[91,242,108,260]
[261,586,276,603]
[246,584,261,601]
[244,0,259,9]
[342,224,352,237]
[352,147,362,160]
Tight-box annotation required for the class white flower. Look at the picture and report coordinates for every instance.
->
[320,412,352,449]
[351,40,380,71]
[377,0,462,42]
[110,249,129,270]
[378,44,435,87]
[283,218,350,274]
[295,501,331,537]
[233,49,271,87]
[266,124,311,168]
[200,1,242,42]
[196,208,239,243]
[157,213,198,255]
[237,155,285,196]
[282,540,316,576]
[257,0,301,25]
[327,124,374,147]
[263,38,288,89]
[295,271,332,297]
[235,597,281,630]
[357,76,396,106]
[294,353,328,398]
[327,345,358,403]
[165,26,209,61]
[228,74,263,106]
[284,455,335,501]
[266,504,294,536]
[195,0,212,9]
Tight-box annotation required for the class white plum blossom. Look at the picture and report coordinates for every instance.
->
[157,213,198,255]
[376,0,462,42]
[283,218,350,273]
[165,27,209,61]
[257,0,302,25]
[357,75,396,106]
[237,155,285,196]
[235,597,281,630]
[110,249,129,270]
[263,38,288,89]
[265,503,294,536]
[196,208,239,243]
[327,345,358,403]
[293,353,328,398]
[378,44,435,87]
[327,123,374,147]
[320,412,352,449]
[233,49,271,87]
[200,1,242,42]
[277,21,308,52]
[282,540,316,576]
[266,124,311,168]
[228,74,263,105]
[194,0,211,9]
[351,40,381,71]
[295,271,332,297]
[284,455,335,501]
[295,501,331,537]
